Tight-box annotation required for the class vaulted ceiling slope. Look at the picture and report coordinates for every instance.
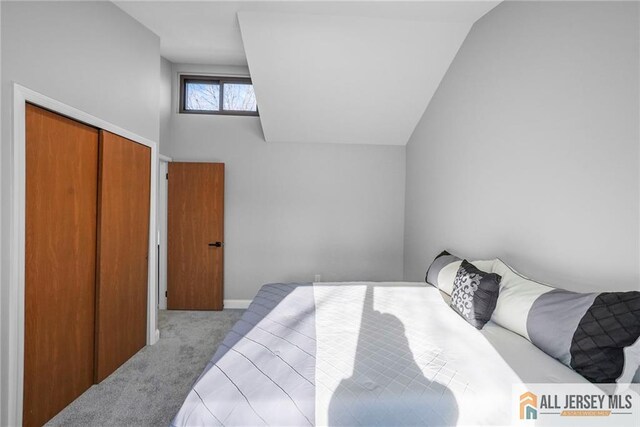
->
[241,10,492,145]
[116,1,500,145]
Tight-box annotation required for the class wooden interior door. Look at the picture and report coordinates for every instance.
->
[24,104,99,427]
[168,162,224,310]
[94,130,151,382]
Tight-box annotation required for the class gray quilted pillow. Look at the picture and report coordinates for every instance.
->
[491,259,640,383]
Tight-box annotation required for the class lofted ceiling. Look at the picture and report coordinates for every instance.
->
[115,1,501,145]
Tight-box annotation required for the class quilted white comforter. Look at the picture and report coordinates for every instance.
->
[172,282,589,426]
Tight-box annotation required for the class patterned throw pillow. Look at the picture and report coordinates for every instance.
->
[450,260,501,329]
[425,250,495,295]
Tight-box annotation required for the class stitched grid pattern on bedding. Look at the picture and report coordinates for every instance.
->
[171,283,316,426]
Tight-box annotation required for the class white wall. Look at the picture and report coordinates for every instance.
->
[157,58,172,310]
[1,1,160,424]
[163,63,406,300]
[404,1,639,292]
[160,57,173,150]
[0,2,3,422]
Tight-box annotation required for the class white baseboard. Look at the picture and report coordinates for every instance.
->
[224,299,251,309]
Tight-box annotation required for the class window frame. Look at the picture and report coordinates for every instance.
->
[179,75,259,116]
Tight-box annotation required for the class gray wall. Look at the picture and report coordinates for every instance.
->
[0,1,160,424]
[404,0,639,292]
[163,63,406,300]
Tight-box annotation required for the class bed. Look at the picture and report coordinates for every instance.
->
[171,282,591,426]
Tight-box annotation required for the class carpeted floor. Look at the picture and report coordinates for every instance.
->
[46,309,244,427]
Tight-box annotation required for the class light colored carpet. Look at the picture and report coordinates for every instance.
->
[46,309,244,427]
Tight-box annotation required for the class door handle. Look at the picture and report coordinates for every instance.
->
[208,242,223,247]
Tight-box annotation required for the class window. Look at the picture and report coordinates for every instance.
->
[180,75,258,115]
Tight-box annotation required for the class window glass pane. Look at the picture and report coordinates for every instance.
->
[223,83,257,111]
[185,81,220,111]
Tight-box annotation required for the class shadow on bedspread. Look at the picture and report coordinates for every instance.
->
[328,286,459,426]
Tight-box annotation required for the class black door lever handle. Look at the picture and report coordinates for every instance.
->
[208,242,223,247]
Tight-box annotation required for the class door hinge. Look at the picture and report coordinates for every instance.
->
[166,173,169,180]
[165,291,168,297]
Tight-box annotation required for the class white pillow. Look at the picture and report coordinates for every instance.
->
[490,259,554,340]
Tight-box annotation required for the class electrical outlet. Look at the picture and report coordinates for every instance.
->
[314,274,321,282]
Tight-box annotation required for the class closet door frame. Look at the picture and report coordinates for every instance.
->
[5,84,159,427]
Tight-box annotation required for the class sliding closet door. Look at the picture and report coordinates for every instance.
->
[95,131,151,382]
[168,162,224,310]
[24,104,99,427]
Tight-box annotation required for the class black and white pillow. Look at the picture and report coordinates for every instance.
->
[491,259,640,383]
[450,260,501,330]
[425,250,495,295]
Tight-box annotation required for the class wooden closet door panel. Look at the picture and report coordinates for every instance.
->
[95,130,151,382]
[168,162,224,310]
[24,104,99,427]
